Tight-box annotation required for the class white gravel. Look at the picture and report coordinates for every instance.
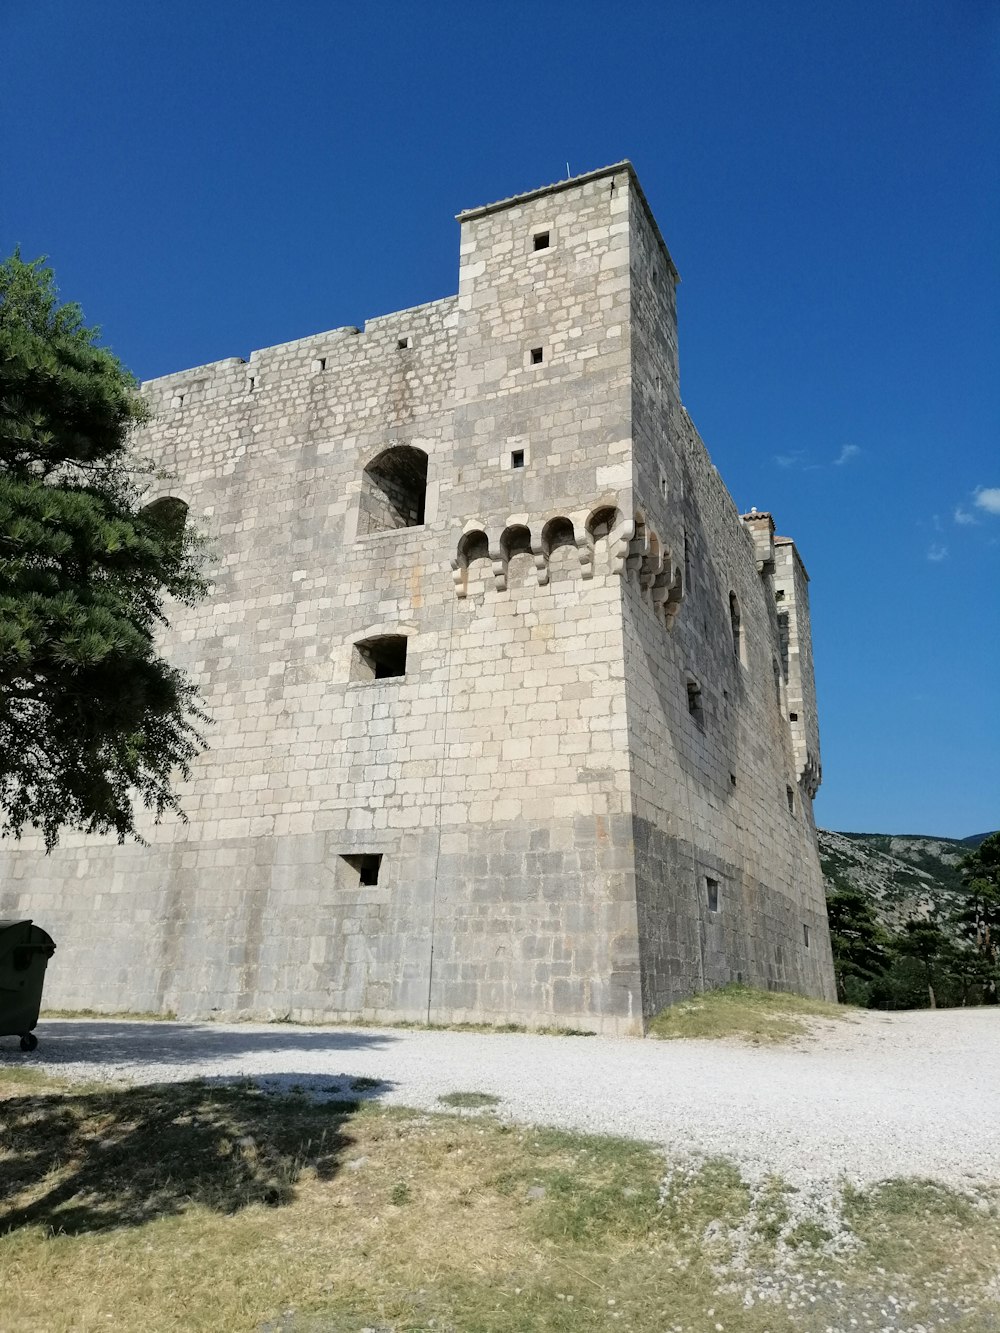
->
[6,1007,999,1189]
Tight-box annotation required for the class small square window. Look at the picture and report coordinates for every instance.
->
[803,923,811,948]
[340,853,383,887]
[789,711,798,722]
[706,878,719,913]
[398,337,411,350]
[511,449,525,469]
[533,230,550,250]
[530,347,544,365]
[351,635,407,682]
[775,588,785,601]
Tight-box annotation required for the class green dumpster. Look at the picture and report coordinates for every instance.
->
[0,920,56,1052]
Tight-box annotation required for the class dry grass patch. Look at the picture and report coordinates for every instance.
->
[0,1075,997,1332]
[648,983,849,1044]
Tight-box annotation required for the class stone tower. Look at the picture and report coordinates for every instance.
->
[0,163,835,1033]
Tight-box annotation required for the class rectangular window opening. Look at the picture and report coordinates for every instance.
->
[340,853,383,887]
[686,680,704,725]
[786,785,795,815]
[789,711,798,722]
[775,588,785,601]
[511,449,525,469]
[803,923,811,948]
[530,346,544,365]
[248,376,256,391]
[730,773,737,787]
[318,357,327,371]
[398,337,411,350]
[351,635,408,682]
[706,878,719,913]
[533,230,550,251]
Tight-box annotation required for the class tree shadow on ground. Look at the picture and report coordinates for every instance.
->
[4,1018,398,1069]
[0,1074,392,1237]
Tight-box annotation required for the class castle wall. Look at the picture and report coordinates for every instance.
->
[0,162,835,1031]
[621,186,835,1010]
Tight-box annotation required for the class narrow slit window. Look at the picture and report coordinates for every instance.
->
[786,785,795,815]
[533,230,550,250]
[687,679,704,726]
[530,346,544,365]
[318,357,327,371]
[248,376,256,391]
[511,449,525,469]
[706,878,720,913]
[730,773,737,787]
[803,923,811,948]
[177,393,185,407]
[340,853,383,887]
[351,635,408,682]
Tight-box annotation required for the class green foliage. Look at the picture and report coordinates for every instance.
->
[825,887,890,1001]
[954,833,1000,1003]
[0,251,207,847]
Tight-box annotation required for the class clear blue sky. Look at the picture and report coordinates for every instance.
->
[4,2,997,837]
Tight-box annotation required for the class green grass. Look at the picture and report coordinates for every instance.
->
[647,982,850,1043]
[437,1090,502,1109]
[0,1074,997,1331]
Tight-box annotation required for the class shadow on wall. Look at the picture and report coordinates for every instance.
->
[0,1072,393,1236]
[2,1019,398,1068]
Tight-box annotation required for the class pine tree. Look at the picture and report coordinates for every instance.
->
[892,917,953,1009]
[954,834,1000,1004]
[824,886,890,1002]
[0,252,207,848]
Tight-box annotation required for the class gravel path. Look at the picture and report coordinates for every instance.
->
[5,1008,999,1189]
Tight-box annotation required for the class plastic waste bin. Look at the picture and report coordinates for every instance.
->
[0,920,56,1051]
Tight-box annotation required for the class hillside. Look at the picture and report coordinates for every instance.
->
[817,829,992,930]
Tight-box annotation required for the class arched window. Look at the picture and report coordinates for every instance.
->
[455,528,492,598]
[359,445,428,535]
[541,516,576,555]
[139,496,188,538]
[500,524,535,589]
[586,506,619,543]
[457,528,490,567]
[729,592,743,664]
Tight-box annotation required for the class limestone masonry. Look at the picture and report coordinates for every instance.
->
[0,163,836,1032]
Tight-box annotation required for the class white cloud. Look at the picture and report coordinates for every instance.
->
[954,506,978,526]
[927,544,949,562]
[974,486,1000,516]
[834,444,860,466]
[774,451,804,468]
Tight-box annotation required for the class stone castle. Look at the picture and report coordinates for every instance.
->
[0,163,836,1033]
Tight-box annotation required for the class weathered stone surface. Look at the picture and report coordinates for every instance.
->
[0,162,835,1033]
